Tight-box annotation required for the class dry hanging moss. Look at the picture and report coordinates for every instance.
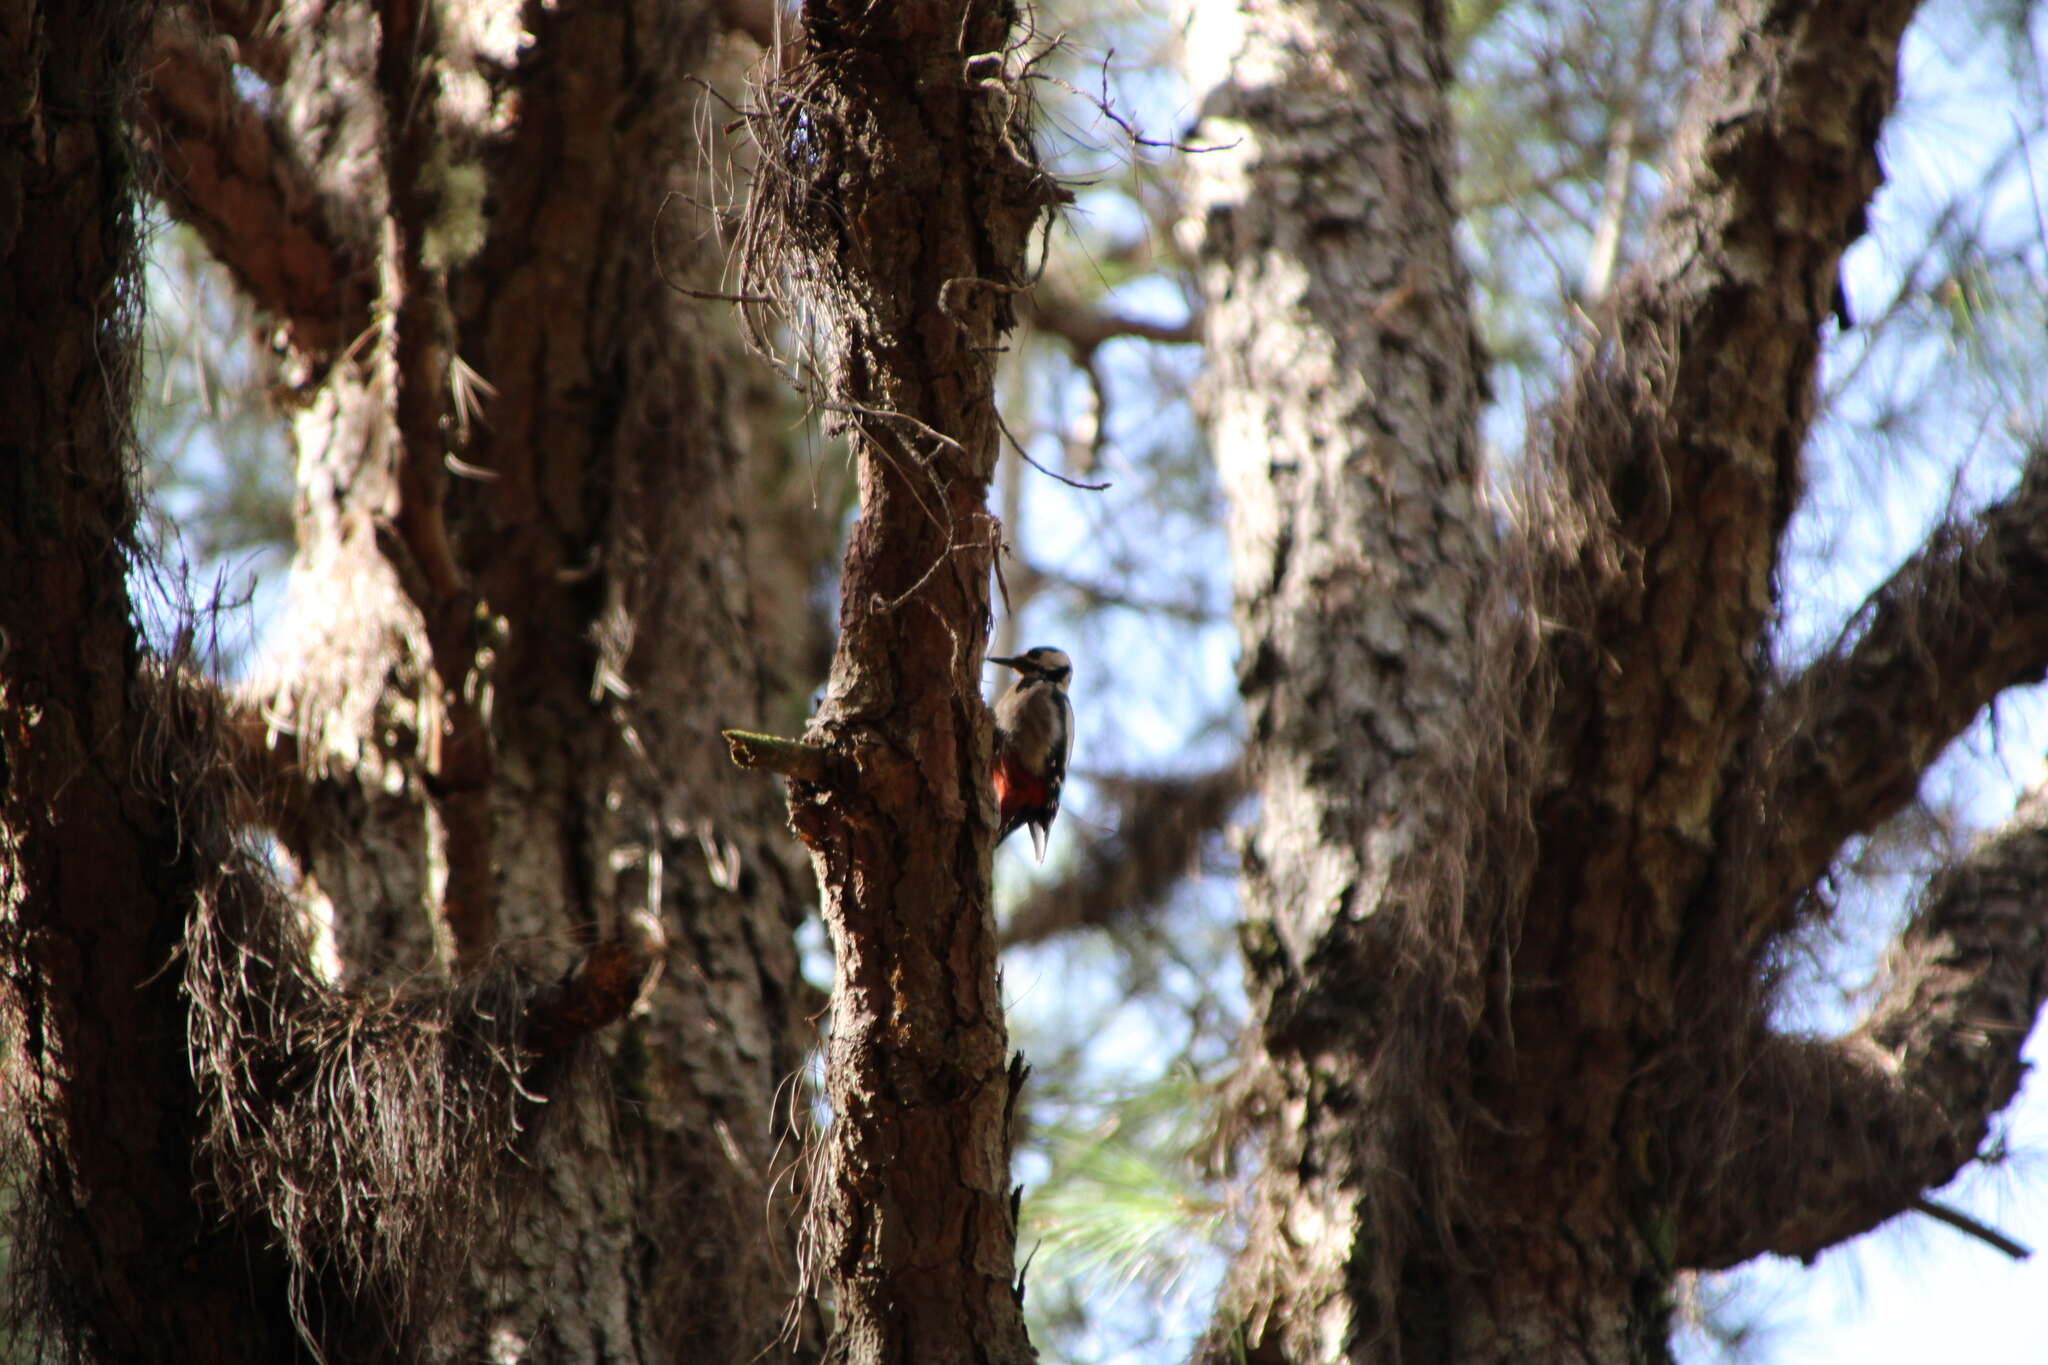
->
[2,653,581,1364]
[166,655,583,1359]
[183,867,560,1356]
[724,5,1060,418]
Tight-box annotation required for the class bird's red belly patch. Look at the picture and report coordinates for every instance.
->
[994,757,1047,815]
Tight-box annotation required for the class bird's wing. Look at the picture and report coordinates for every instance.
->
[1051,689,1073,796]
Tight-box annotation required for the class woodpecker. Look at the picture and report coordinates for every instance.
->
[989,646,1073,861]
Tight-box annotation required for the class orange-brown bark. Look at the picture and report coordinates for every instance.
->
[1,5,300,1360]
[9,1,826,1360]
[137,7,371,359]
[740,2,1056,1359]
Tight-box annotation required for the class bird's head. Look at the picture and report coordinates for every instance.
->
[989,645,1073,691]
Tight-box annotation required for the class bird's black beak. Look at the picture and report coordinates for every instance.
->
[987,654,1020,669]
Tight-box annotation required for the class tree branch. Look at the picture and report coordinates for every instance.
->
[1019,285,1201,474]
[136,6,369,358]
[1910,1196,2032,1260]
[1727,447,2048,955]
[1578,0,1667,303]
[722,728,837,784]
[370,0,499,968]
[1522,0,1925,1014]
[1003,557,1220,625]
[1023,284,1203,352]
[1000,763,1243,949]
[1676,786,2048,1269]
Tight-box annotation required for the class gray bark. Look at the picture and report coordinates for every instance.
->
[1184,0,1503,1355]
[1180,0,2042,1357]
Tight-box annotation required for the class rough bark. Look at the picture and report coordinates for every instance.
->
[243,2,821,1357]
[1524,0,1921,1006]
[0,4,300,1360]
[8,1,824,1361]
[728,1,1055,1360]
[1183,0,1502,1356]
[1679,784,2048,1267]
[15,0,2048,1356]
[1459,0,1925,1358]
[1731,445,2048,952]
[1183,0,1985,1356]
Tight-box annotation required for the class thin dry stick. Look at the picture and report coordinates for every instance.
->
[1911,1196,2033,1260]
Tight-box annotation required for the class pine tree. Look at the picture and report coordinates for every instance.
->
[4,0,2045,1362]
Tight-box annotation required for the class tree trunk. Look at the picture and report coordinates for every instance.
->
[722,1,1056,1359]
[248,2,823,1358]
[10,2,824,1361]
[0,4,303,1360]
[1183,0,1979,1356]
[14,0,2048,1359]
[1184,0,1513,1356]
